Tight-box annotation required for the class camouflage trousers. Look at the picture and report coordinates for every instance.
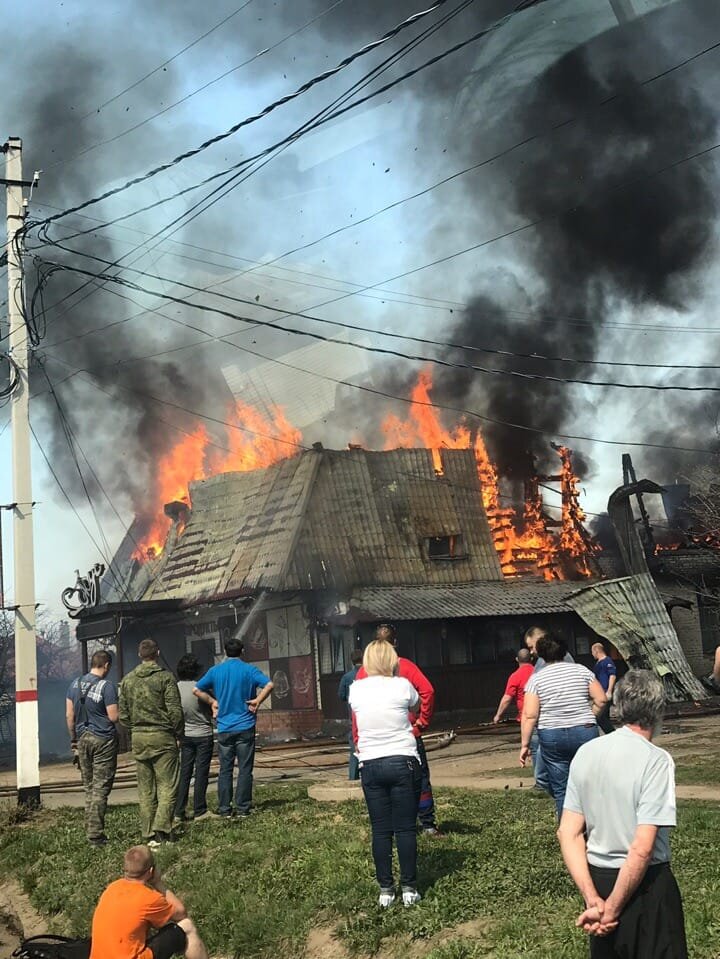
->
[77,731,118,840]
[132,731,180,839]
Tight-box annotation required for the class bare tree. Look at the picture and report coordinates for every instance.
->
[686,459,720,541]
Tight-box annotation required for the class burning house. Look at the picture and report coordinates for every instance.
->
[71,375,707,738]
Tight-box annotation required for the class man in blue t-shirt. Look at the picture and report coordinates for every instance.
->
[194,638,273,817]
[591,641,618,734]
[65,649,119,845]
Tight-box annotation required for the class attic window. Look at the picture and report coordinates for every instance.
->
[427,534,466,561]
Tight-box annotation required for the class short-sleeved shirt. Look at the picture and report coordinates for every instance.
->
[349,675,419,762]
[66,674,118,739]
[90,878,175,959]
[504,663,535,721]
[195,658,271,733]
[593,655,617,693]
[564,726,676,868]
[178,680,213,738]
[533,651,574,672]
[525,662,596,729]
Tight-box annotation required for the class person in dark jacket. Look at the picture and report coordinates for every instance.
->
[338,649,363,780]
[119,639,184,846]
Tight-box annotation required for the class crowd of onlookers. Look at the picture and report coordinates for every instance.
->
[64,624,695,959]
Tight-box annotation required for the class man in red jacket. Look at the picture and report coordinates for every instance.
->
[355,624,442,836]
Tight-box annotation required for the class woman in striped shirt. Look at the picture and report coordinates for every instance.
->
[520,633,606,818]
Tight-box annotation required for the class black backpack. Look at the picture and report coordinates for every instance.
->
[12,935,91,959]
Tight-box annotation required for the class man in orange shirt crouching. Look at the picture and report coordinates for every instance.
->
[90,845,208,959]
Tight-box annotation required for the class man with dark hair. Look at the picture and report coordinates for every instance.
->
[356,624,442,836]
[558,670,687,958]
[66,649,119,846]
[174,655,214,823]
[493,648,534,725]
[90,844,208,959]
[338,648,364,780]
[194,637,273,818]
[591,642,617,735]
[119,639,184,846]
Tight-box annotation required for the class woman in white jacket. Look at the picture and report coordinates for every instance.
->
[349,639,422,908]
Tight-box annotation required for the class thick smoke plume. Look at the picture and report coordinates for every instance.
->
[6,0,720,540]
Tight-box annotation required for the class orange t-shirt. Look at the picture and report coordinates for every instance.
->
[90,878,175,959]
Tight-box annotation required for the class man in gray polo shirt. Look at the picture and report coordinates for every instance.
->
[557,670,687,958]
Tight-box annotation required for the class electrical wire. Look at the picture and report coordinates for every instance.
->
[31,0,484,230]
[27,0,482,343]
[57,0,259,133]
[33,22,720,292]
[36,240,720,371]
[38,258,720,393]
[27,203,720,336]
[49,0,347,168]
[37,325,718,457]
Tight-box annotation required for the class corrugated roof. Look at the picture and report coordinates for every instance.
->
[347,580,580,620]
[136,447,503,603]
[565,573,708,702]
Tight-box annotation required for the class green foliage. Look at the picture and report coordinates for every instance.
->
[0,787,718,958]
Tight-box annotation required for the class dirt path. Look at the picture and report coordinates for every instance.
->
[0,881,46,959]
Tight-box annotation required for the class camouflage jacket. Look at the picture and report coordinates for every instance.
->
[118,662,184,737]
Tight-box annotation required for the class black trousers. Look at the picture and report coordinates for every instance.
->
[588,862,688,959]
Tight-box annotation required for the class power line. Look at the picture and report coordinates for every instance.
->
[29,203,720,337]
[38,316,718,457]
[64,1,258,129]
[221,34,720,284]
[37,240,720,371]
[31,0,480,230]
[26,0,480,345]
[50,0,347,168]
[39,257,720,392]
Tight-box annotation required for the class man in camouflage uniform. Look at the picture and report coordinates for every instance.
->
[119,638,184,846]
[66,649,119,846]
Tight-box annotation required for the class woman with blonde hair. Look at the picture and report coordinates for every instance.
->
[349,639,422,908]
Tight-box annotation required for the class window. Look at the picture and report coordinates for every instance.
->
[427,534,467,561]
[318,626,354,675]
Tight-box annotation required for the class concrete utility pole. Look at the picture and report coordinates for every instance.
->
[3,137,40,806]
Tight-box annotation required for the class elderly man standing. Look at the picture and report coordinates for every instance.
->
[558,670,688,959]
[119,639,184,847]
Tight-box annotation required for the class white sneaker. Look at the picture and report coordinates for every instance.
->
[402,888,421,907]
[378,888,396,908]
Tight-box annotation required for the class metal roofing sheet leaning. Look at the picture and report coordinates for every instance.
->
[565,572,708,703]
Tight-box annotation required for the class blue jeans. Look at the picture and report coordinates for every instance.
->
[530,731,550,793]
[416,736,437,829]
[361,754,422,889]
[217,727,255,815]
[348,731,359,781]
[538,724,599,818]
[174,735,213,818]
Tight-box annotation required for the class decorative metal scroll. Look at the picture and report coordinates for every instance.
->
[62,563,106,619]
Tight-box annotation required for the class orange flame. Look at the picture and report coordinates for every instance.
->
[380,368,595,580]
[133,401,300,562]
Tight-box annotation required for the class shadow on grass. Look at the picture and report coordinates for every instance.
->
[419,846,470,894]
[436,820,487,835]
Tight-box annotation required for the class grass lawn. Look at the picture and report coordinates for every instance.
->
[1,787,719,959]
[675,755,720,786]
